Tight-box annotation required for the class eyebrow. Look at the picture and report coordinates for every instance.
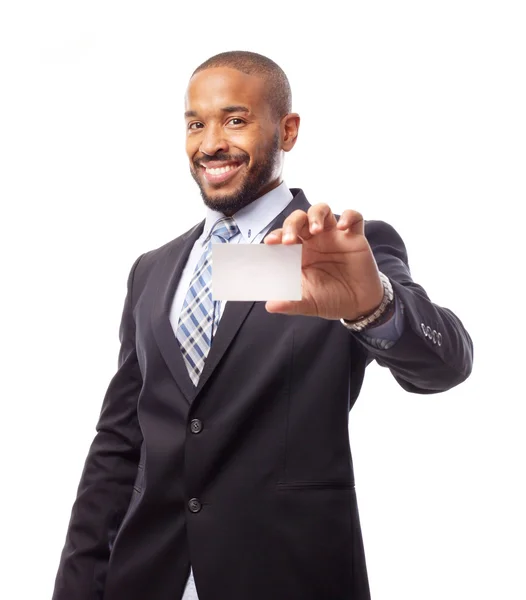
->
[184,105,251,119]
[221,105,250,114]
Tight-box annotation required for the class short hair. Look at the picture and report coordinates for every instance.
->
[192,50,292,121]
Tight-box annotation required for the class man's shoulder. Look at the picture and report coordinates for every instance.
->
[364,218,404,243]
[127,220,204,287]
[363,219,409,267]
[139,221,204,264]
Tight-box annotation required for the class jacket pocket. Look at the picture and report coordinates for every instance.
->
[276,481,355,491]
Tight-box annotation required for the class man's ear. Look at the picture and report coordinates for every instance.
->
[281,113,300,152]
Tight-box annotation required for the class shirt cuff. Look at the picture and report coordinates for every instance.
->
[356,294,405,349]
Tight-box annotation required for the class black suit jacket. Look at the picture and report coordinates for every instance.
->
[53,189,473,600]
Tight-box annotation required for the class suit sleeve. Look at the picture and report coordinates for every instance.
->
[358,220,473,394]
[52,254,145,600]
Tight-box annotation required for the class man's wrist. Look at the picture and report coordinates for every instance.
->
[362,298,396,329]
[340,273,394,332]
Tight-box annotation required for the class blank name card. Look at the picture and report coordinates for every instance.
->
[212,243,302,302]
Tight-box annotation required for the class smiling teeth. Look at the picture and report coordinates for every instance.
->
[206,165,236,175]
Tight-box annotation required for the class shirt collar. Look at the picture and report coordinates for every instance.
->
[201,182,293,245]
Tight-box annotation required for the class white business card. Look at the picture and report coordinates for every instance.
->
[211,243,302,301]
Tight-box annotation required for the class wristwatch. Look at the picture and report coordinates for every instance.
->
[340,272,394,332]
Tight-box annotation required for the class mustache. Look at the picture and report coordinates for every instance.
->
[194,152,249,167]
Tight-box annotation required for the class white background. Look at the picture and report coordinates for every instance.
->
[1,1,525,598]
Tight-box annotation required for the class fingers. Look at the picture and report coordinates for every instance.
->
[265,204,338,244]
[336,209,364,235]
[264,227,284,244]
[306,203,337,236]
[264,206,364,244]
[265,300,303,315]
[282,209,311,243]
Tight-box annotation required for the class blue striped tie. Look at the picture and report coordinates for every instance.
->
[176,217,239,385]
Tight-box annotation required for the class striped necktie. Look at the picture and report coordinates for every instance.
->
[176,217,239,385]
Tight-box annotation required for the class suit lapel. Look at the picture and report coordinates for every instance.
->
[151,221,205,404]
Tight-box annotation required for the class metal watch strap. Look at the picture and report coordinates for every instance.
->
[340,272,394,332]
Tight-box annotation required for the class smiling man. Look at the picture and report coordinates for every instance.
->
[52,51,473,600]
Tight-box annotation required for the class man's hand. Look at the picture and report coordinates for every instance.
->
[264,204,384,320]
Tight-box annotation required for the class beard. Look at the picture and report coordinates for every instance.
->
[190,130,281,215]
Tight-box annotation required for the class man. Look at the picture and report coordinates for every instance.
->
[53,51,473,600]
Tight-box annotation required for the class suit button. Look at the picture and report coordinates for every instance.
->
[426,326,432,338]
[188,498,202,513]
[190,419,203,434]
[421,323,427,336]
[432,330,437,344]
[437,332,442,346]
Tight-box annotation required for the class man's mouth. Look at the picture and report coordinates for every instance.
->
[200,161,245,185]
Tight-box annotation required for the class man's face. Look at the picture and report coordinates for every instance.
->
[185,67,283,215]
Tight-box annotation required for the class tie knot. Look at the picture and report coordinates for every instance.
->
[209,217,239,243]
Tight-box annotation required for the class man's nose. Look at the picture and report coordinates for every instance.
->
[200,124,229,156]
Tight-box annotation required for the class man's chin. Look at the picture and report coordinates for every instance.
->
[194,176,244,206]
[201,192,241,211]
[199,185,257,216]
[200,182,235,201]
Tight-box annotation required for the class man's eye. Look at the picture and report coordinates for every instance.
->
[228,118,244,126]
[188,122,204,130]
